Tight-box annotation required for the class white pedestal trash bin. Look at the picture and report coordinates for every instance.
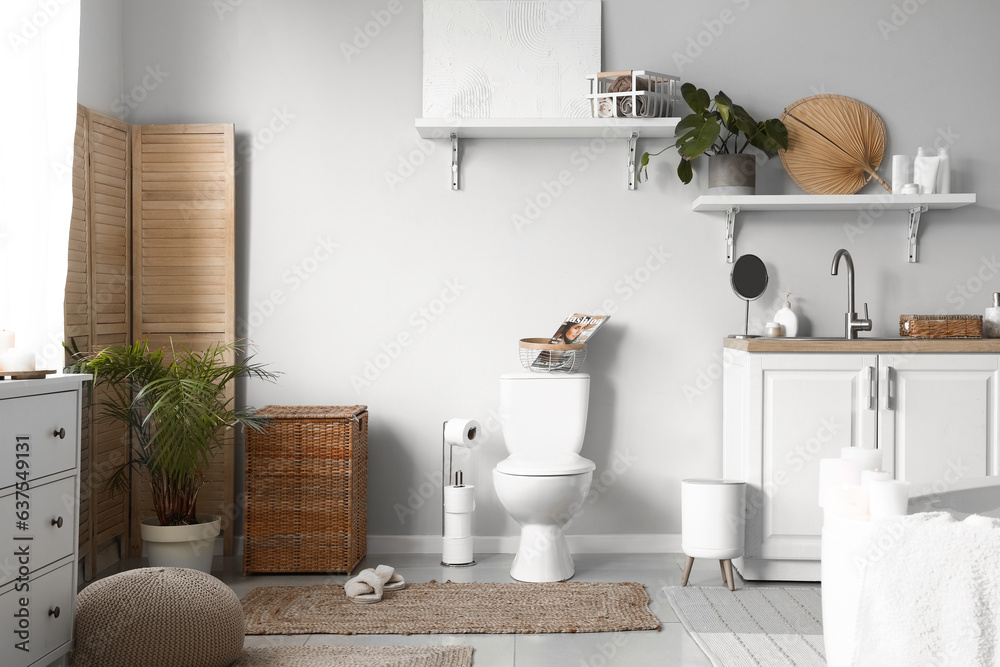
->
[680,479,746,591]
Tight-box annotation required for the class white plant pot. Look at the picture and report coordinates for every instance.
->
[140,514,221,573]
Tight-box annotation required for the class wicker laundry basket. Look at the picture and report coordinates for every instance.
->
[243,405,368,574]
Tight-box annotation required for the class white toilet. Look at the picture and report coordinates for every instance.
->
[492,372,595,582]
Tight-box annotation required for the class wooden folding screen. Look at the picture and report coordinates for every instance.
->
[131,123,236,556]
[66,113,236,565]
[65,106,132,578]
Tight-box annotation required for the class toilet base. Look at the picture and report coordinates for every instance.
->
[510,524,575,582]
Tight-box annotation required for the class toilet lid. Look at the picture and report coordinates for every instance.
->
[495,453,596,476]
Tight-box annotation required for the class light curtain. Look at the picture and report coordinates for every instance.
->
[0,1,81,370]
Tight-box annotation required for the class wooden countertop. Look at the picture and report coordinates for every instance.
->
[724,337,1000,353]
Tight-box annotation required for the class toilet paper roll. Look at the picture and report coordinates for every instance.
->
[444,485,475,513]
[891,154,910,194]
[444,512,472,539]
[444,418,480,448]
[442,536,474,564]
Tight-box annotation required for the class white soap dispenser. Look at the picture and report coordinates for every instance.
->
[774,292,798,337]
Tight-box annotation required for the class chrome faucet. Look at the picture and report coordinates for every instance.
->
[831,249,872,340]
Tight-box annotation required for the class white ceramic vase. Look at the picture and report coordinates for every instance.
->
[140,514,221,573]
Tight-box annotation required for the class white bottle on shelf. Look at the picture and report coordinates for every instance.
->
[773,292,798,337]
[985,293,1000,339]
[936,147,951,194]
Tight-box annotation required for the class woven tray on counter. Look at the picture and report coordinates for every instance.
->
[899,314,983,338]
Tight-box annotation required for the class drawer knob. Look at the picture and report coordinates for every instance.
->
[49,606,60,618]
[52,517,64,528]
[53,428,66,440]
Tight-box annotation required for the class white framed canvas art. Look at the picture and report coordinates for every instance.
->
[423,0,601,119]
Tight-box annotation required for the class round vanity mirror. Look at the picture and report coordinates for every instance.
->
[730,254,768,338]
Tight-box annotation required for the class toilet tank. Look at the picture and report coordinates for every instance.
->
[500,372,590,455]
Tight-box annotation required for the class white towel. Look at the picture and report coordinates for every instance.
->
[852,511,1000,666]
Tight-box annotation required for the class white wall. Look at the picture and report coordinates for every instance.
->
[77,0,122,117]
[104,0,1000,546]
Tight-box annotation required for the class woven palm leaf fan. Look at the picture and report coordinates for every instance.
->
[779,94,889,195]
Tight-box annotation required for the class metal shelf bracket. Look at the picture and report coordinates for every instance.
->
[725,206,740,263]
[450,133,460,191]
[627,132,639,190]
[907,204,927,263]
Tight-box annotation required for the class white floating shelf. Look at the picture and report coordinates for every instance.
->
[414,117,681,190]
[692,193,976,212]
[415,117,680,139]
[691,193,977,264]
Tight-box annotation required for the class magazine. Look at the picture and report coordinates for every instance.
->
[549,313,610,345]
[532,313,610,371]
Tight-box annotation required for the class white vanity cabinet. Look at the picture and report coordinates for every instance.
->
[723,344,1000,581]
[0,375,89,667]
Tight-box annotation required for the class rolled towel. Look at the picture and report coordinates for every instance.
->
[596,97,614,118]
[609,74,648,117]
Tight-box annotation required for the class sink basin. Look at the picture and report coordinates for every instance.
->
[774,337,901,341]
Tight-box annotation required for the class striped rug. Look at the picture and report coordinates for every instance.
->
[664,586,826,666]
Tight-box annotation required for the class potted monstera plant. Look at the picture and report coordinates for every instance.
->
[640,82,789,193]
[74,339,276,572]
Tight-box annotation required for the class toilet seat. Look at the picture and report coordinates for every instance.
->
[495,453,596,476]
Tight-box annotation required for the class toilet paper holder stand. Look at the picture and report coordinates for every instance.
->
[441,420,476,567]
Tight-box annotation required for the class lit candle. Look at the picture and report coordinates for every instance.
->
[868,480,909,517]
[861,470,893,489]
[819,458,862,507]
[0,330,12,355]
[1,348,35,373]
[824,484,870,518]
[841,447,882,472]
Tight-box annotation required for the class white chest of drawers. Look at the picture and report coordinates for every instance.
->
[0,375,89,667]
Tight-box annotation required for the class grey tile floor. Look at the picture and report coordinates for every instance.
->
[97,552,818,666]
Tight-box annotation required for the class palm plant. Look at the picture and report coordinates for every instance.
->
[73,339,276,526]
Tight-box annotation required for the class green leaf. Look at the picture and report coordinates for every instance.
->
[681,82,710,114]
[678,120,721,160]
[714,91,734,129]
[677,158,693,184]
[765,118,789,150]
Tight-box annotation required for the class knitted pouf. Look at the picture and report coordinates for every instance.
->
[72,567,245,667]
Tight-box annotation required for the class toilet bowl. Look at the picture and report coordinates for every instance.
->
[493,372,596,582]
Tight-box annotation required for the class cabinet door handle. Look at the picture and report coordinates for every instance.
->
[53,427,66,440]
[881,366,893,410]
[865,366,875,410]
[49,606,60,618]
[51,517,64,528]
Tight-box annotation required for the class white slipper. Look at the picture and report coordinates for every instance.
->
[375,564,406,591]
[345,568,383,603]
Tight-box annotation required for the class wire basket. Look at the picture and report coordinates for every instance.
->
[586,70,681,119]
[518,338,587,373]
